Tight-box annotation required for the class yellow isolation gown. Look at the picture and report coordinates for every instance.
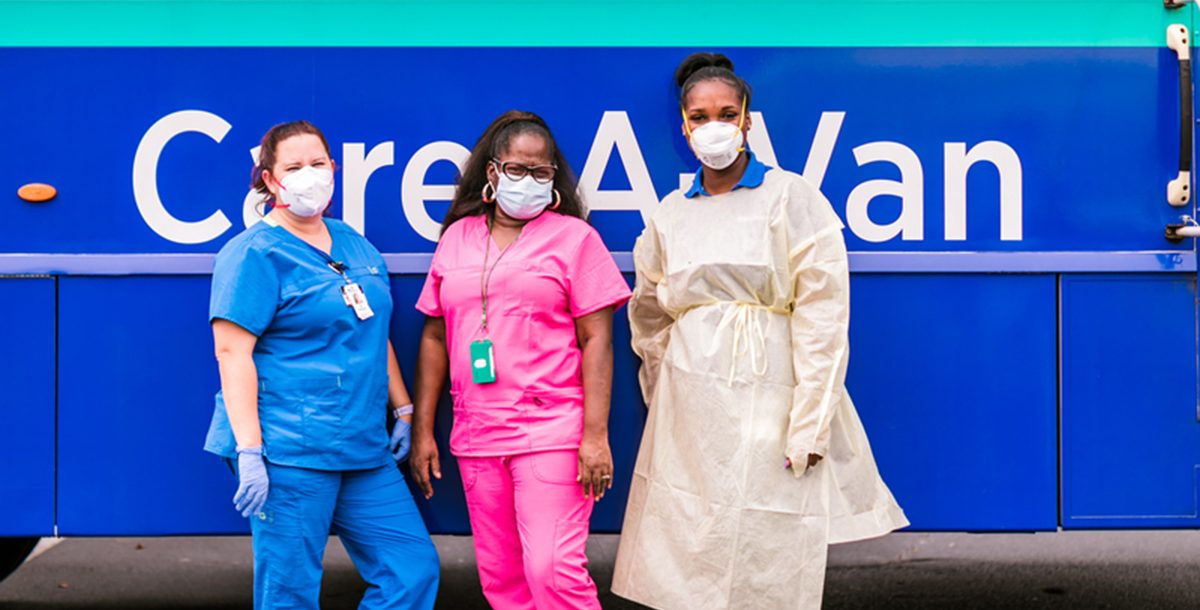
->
[612,167,908,610]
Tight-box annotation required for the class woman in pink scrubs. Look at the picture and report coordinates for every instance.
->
[410,110,631,609]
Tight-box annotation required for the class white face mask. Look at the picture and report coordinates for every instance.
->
[689,121,745,170]
[684,96,748,170]
[495,174,553,220]
[275,166,334,218]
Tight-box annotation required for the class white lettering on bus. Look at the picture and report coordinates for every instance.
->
[343,141,396,235]
[241,145,264,228]
[578,111,659,222]
[800,111,844,189]
[132,110,233,244]
[846,141,925,242]
[132,109,1025,246]
[401,141,471,242]
[944,141,1024,241]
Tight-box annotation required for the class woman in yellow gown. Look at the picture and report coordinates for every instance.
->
[612,52,909,610]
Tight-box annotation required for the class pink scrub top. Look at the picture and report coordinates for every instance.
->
[416,212,632,457]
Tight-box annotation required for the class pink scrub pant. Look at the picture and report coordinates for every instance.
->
[458,449,601,610]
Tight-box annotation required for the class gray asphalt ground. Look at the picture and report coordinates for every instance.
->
[0,531,1198,608]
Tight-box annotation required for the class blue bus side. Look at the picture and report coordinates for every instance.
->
[2,44,1198,535]
[3,272,1057,536]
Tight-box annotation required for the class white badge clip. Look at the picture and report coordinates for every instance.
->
[341,283,374,321]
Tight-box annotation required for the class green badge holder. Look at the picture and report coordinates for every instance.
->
[470,339,496,384]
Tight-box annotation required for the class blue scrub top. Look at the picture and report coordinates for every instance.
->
[684,151,770,198]
[204,217,394,471]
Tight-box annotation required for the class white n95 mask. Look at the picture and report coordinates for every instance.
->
[276,166,334,217]
[683,96,748,171]
[689,121,745,170]
[495,174,553,220]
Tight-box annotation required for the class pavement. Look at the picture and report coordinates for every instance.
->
[1,531,1199,608]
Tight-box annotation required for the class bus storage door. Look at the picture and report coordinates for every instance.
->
[1060,18,1200,529]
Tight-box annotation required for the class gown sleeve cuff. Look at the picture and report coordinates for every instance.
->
[786,448,816,478]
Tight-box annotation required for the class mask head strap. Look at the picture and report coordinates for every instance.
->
[736,95,747,152]
[265,171,289,207]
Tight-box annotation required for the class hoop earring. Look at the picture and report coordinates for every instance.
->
[550,189,561,210]
[482,181,496,203]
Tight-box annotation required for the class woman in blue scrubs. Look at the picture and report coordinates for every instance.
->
[204,120,440,609]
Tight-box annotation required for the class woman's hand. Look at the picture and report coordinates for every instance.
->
[409,432,441,499]
[389,417,413,463]
[577,434,614,502]
[784,453,824,473]
[234,447,269,518]
[411,317,447,500]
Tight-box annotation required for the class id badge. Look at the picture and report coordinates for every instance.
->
[470,339,496,384]
[340,282,375,321]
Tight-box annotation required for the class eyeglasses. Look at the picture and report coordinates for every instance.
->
[492,159,557,184]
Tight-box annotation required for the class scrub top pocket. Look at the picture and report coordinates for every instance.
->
[497,308,535,356]
[522,389,586,451]
[258,375,346,461]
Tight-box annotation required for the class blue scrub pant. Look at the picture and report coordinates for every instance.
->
[248,462,440,610]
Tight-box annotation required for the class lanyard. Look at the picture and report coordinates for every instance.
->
[479,219,521,335]
[265,213,352,285]
[328,260,353,285]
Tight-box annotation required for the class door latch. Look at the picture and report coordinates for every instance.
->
[1165,215,1200,242]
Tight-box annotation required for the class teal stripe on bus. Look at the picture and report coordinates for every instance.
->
[0,1,1192,47]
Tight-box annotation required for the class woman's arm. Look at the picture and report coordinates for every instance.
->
[214,318,271,518]
[785,223,851,477]
[629,216,674,406]
[410,316,449,499]
[386,340,413,424]
[575,307,616,501]
[213,319,262,448]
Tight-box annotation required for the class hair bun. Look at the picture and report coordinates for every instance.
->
[674,52,735,88]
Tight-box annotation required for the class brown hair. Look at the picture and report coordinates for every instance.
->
[440,110,585,235]
[251,120,333,205]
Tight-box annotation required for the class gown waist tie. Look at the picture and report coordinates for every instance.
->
[710,301,791,387]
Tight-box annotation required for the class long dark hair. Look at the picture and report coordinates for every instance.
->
[675,52,752,108]
[441,110,585,235]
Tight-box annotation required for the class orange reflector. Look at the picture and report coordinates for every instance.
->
[18,183,56,203]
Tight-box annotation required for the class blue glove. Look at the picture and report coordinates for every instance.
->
[389,405,413,463]
[233,446,269,519]
[390,419,412,463]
